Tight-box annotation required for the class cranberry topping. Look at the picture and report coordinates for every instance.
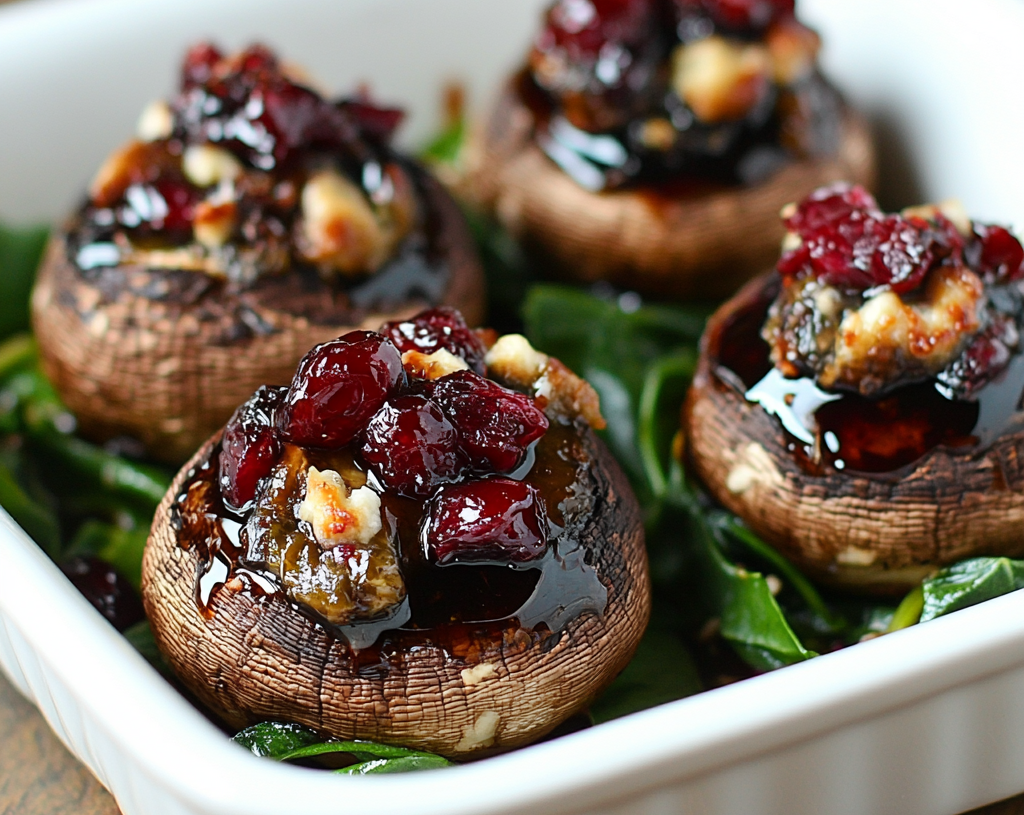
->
[381,307,489,374]
[173,43,403,171]
[673,0,794,33]
[118,180,200,241]
[60,556,145,632]
[361,394,464,498]
[219,385,286,510]
[336,99,406,145]
[278,331,404,448]
[778,183,962,294]
[424,478,550,565]
[432,371,550,474]
[540,0,659,60]
[972,224,1024,284]
[181,41,224,88]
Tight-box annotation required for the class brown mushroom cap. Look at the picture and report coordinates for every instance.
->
[465,81,876,300]
[142,428,650,758]
[685,274,1024,594]
[32,168,484,464]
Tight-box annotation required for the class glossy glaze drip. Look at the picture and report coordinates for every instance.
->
[67,161,451,329]
[517,68,842,193]
[171,420,607,653]
[712,283,1024,474]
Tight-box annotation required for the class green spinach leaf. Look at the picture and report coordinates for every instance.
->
[0,225,48,340]
[233,723,452,774]
[589,628,702,724]
[233,722,324,758]
[920,557,1024,622]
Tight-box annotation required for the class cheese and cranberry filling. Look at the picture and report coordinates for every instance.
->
[74,43,418,285]
[523,0,841,190]
[203,308,605,631]
[763,183,1024,399]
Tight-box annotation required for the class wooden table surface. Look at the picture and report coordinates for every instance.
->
[0,666,1022,815]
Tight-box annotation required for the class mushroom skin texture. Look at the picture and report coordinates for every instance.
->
[32,169,483,464]
[143,427,649,758]
[31,43,485,464]
[466,82,874,300]
[685,274,1024,594]
[142,317,648,757]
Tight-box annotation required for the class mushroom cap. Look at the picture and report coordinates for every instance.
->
[142,428,650,758]
[32,167,484,464]
[465,81,876,300]
[685,274,1024,594]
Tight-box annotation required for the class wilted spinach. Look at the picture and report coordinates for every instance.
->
[233,722,452,774]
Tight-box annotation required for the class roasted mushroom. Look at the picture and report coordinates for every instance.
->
[466,0,875,299]
[686,184,1024,593]
[142,308,649,757]
[32,43,484,463]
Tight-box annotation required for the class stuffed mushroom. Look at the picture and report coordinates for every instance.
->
[32,43,484,463]
[686,183,1024,592]
[467,0,875,299]
[142,307,649,757]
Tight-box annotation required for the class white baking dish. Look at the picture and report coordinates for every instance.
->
[2,0,1024,813]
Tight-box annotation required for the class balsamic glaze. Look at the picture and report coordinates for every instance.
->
[517,68,843,193]
[66,160,452,338]
[712,282,1024,474]
[171,420,608,657]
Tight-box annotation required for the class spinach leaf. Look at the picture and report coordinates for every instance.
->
[233,723,452,774]
[523,284,708,504]
[233,722,324,758]
[888,585,924,631]
[589,628,702,724]
[341,755,452,774]
[920,558,1024,622]
[690,505,816,671]
[708,512,845,636]
[279,740,449,765]
[0,456,60,556]
[0,225,48,340]
[121,619,174,678]
[68,519,149,590]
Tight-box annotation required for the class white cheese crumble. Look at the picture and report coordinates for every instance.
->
[298,467,382,550]
[298,169,389,274]
[454,711,501,752]
[136,100,174,142]
[460,663,498,687]
[485,333,606,429]
[484,334,548,385]
[672,37,770,123]
[182,144,242,188]
[402,349,469,380]
[193,183,237,249]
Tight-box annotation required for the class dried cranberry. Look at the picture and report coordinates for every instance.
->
[541,0,657,59]
[219,385,286,510]
[119,180,199,241]
[381,307,488,374]
[432,371,549,474]
[973,224,1024,283]
[778,183,959,294]
[278,331,404,448]
[424,478,549,565]
[337,99,406,144]
[782,183,879,234]
[181,42,223,88]
[60,556,145,632]
[171,43,400,171]
[673,0,794,32]
[361,395,464,498]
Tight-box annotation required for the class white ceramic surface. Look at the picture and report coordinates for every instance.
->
[2,1,1024,814]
